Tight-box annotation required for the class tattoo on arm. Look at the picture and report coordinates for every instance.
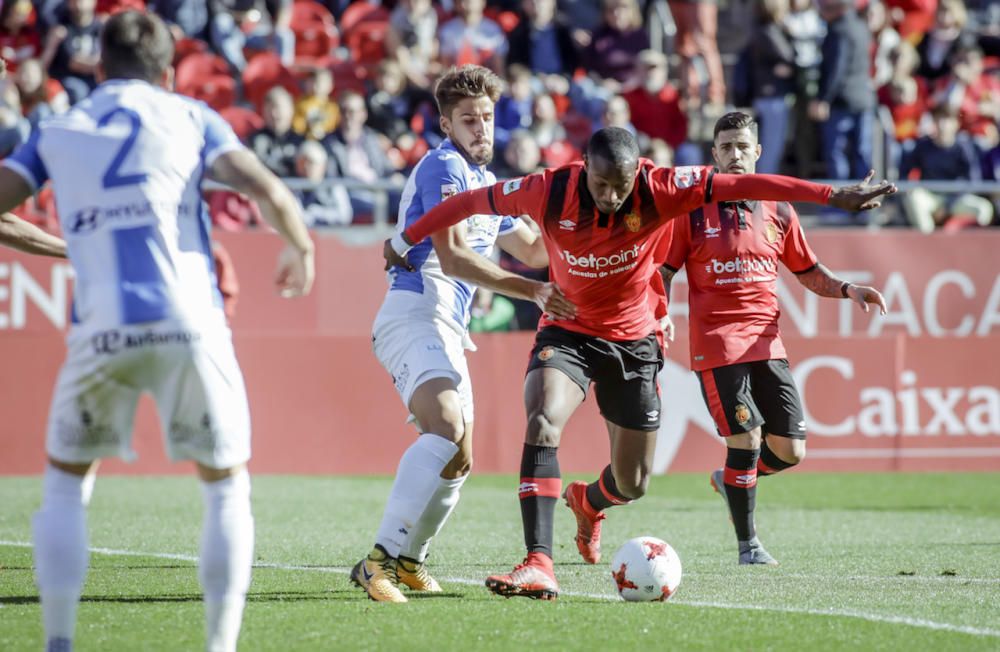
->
[795,263,848,298]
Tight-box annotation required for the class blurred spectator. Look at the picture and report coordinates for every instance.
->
[878,41,929,144]
[750,0,796,174]
[248,86,305,177]
[865,0,900,89]
[494,64,535,153]
[210,0,295,73]
[469,288,516,332]
[387,0,439,87]
[14,57,69,128]
[0,61,29,158]
[0,0,41,73]
[581,0,648,92]
[147,0,211,42]
[668,0,727,111]
[916,0,973,82]
[601,94,635,135]
[324,90,403,220]
[900,105,993,232]
[292,66,340,140]
[622,50,687,151]
[293,140,353,226]
[367,59,436,168]
[40,0,102,105]
[784,0,825,177]
[211,240,239,322]
[495,128,543,177]
[506,0,578,92]
[931,45,1000,151]
[438,0,509,73]
[644,138,674,167]
[810,0,875,180]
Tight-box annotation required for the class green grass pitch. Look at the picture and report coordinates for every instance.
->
[1,473,998,651]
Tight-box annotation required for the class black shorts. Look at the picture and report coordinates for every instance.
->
[697,359,806,439]
[526,326,664,431]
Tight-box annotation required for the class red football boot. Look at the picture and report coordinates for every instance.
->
[563,480,606,564]
[485,552,559,600]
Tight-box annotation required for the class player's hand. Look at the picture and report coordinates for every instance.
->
[828,170,897,212]
[846,283,887,315]
[659,314,675,346]
[275,244,314,297]
[383,238,413,272]
[533,282,576,320]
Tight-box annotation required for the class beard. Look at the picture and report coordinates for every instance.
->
[455,139,493,167]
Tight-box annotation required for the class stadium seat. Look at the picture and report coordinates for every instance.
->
[219,106,265,142]
[175,53,231,96]
[328,59,368,95]
[173,38,209,67]
[97,0,146,16]
[242,52,300,111]
[541,140,580,168]
[338,3,390,66]
[177,74,236,112]
[290,0,339,65]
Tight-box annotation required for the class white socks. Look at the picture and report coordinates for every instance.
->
[376,434,459,558]
[399,473,468,563]
[199,470,254,652]
[33,465,95,651]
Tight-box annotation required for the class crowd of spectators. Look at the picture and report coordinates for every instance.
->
[1,0,999,234]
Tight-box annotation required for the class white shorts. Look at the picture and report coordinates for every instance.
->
[46,320,251,469]
[372,318,474,424]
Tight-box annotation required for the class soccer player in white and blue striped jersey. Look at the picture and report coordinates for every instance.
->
[351,65,565,603]
[0,12,314,652]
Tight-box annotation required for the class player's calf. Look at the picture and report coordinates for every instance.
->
[757,437,805,476]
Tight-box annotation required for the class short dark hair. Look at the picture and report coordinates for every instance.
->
[586,127,639,168]
[713,111,759,140]
[100,11,174,83]
[434,65,503,119]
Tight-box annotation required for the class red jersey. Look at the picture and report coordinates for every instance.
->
[664,200,817,371]
[402,162,833,341]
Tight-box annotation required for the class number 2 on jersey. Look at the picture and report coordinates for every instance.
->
[98,108,149,189]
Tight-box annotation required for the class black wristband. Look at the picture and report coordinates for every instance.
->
[840,282,851,298]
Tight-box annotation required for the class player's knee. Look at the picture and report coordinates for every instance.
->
[525,411,563,447]
[786,442,807,466]
[442,447,473,478]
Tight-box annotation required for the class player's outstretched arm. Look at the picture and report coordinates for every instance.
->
[432,225,575,320]
[712,170,896,211]
[208,149,315,297]
[796,263,887,315]
[0,212,66,258]
[384,185,499,265]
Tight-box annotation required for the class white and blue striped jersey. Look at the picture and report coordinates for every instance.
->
[3,79,244,331]
[381,139,521,334]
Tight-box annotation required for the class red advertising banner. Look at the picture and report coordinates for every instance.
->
[1,230,998,474]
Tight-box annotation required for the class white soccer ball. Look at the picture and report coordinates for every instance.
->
[610,536,682,602]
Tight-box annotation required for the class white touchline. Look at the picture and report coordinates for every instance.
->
[1,540,998,639]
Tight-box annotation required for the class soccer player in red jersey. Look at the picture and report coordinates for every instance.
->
[384,126,895,599]
[659,112,887,565]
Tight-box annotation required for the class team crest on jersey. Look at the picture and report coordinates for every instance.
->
[673,166,702,189]
[503,178,523,195]
[734,403,751,426]
[624,212,642,232]
[765,222,779,243]
[441,183,459,200]
[538,346,555,361]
